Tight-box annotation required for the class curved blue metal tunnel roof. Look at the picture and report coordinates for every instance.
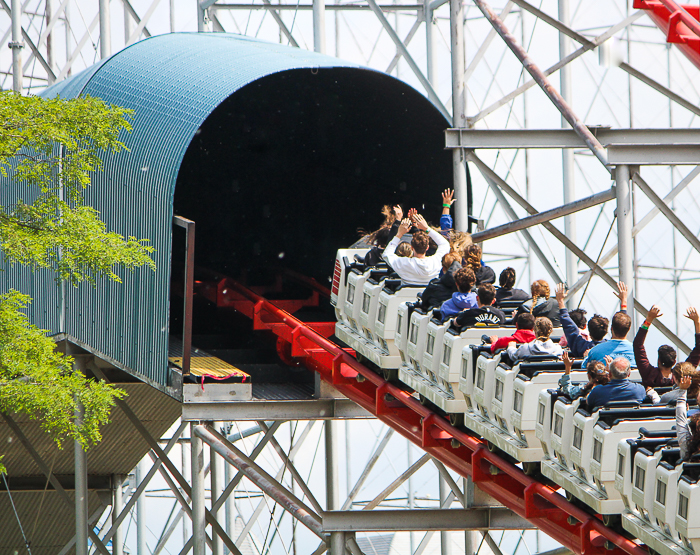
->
[5,33,451,392]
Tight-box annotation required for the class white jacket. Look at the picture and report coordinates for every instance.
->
[383,229,450,286]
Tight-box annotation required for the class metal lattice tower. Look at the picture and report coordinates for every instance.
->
[3,1,700,554]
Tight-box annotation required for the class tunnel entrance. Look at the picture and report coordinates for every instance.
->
[171,66,457,380]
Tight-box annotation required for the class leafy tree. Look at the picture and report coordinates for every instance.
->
[0,91,155,470]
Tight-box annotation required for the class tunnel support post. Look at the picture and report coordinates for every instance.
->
[112,474,124,555]
[616,164,635,332]
[450,0,469,231]
[211,427,225,555]
[136,460,148,555]
[192,423,207,555]
[75,404,88,555]
[313,0,326,53]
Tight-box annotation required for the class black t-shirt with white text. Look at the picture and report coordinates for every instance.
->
[454,306,506,328]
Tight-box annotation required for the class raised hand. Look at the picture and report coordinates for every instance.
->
[562,351,573,374]
[615,282,628,306]
[442,189,455,206]
[555,283,567,309]
[680,375,692,390]
[647,305,663,322]
[397,218,412,238]
[393,205,403,221]
[413,214,429,231]
[407,207,418,223]
[604,355,613,370]
[685,307,700,333]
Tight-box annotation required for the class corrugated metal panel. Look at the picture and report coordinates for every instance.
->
[0,382,180,476]
[0,490,106,555]
[1,33,439,388]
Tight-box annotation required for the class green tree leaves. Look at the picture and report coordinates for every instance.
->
[0,91,155,471]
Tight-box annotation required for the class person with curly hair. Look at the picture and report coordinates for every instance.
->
[463,243,496,286]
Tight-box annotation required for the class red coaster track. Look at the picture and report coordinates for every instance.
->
[635,0,700,70]
[197,273,648,555]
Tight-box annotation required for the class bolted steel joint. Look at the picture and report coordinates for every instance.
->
[8,41,24,49]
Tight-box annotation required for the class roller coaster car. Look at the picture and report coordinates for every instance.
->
[544,403,676,516]
[399,307,438,397]
[334,258,393,353]
[370,282,423,367]
[487,361,587,463]
[331,248,371,320]
[620,440,686,555]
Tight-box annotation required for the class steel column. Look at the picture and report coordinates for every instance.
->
[439,475,451,555]
[112,474,124,555]
[98,0,110,58]
[450,0,469,230]
[330,531,346,555]
[10,0,22,93]
[136,459,148,555]
[558,0,577,298]
[191,423,207,555]
[45,0,54,82]
[425,0,436,84]
[75,407,88,555]
[313,0,326,53]
[211,435,225,555]
[325,420,340,511]
[616,164,635,330]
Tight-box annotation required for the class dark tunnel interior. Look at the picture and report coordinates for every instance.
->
[171,67,460,374]
[174,67,455,285]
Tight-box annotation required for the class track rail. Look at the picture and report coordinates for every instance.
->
[205,275,647,555]
[635,0,700,70]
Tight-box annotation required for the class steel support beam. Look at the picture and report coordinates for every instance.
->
[325,420,339,512]
[194,424,326,539]
[112,475,124,555]
[182,398,373,421]
[211,436,225,555]
[632,172,700,256]
[615,164,635,330]
[342,428,393,510]
[366,0,450,119]
[136,460,148,555]
[323,507,536,531]
[2,413,111,555]
[75,407,88,555]
[98,0,110,58]
[471,187,616,242]
[10,0,23,92]
[363,453,430,510]
[468,153,565,284]
[191,424,207,555]
[468,12,642,125]
[313,0,326,52]
[446,128,700,149]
